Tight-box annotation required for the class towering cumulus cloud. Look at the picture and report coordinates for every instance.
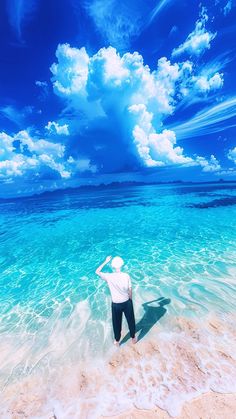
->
[50,39,222,171]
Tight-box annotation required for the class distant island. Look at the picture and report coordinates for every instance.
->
[0,178,236,202]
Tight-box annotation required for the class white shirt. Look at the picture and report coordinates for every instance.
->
[100,272,132,303]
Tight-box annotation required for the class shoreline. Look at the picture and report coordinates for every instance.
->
[2,314,236,418]
[103,392,236,419]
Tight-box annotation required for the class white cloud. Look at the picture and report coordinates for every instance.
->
[128,104,220,172]
[15,130,65,158]
[51,45,189,117]
[80,0,177,49]
[129,104,194,167]
[45,121,70,136]
[50,44,104,120]
[38,154,70,178]
[35,80,49,99]
[224,0,232,15]
[35,80,48,88]
[0,130,70,179]
[0,129,98,181]
[176,52,232,109]
[195,155,221,172]
[0,132,14,158]
[74,0,177,50]
[227,147,236,164]
[0,155,38,178]
[50,44,89,97]
[172,9,216,57]
[82,0,143,49]
[193,72,224,93]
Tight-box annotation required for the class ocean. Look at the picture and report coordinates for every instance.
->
[0,182,236,418]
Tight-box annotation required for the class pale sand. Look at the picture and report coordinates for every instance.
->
[104,392,236,419]
[2,315,236,418]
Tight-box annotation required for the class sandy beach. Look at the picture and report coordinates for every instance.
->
[106,393,236,419]
[2,313,236,418]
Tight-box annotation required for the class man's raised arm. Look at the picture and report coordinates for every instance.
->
[95,256,112,278]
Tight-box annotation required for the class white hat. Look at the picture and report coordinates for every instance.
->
[111,256,124,269]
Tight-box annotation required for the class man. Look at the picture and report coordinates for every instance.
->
[96,255,137,346]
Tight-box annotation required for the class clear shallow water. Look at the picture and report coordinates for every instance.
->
[0,182,236,417]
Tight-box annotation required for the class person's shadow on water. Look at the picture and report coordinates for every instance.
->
[120,297,171,345]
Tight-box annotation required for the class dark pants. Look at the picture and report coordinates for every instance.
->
[111,299,136,341]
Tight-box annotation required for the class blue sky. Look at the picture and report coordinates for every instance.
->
[0,0,236,197]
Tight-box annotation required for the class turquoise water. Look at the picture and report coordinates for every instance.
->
[0,182,236,417]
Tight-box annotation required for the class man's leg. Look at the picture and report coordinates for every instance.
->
[111,302,122,342]
[124,299,136,339]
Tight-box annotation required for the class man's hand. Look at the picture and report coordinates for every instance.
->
[105,256,112,264]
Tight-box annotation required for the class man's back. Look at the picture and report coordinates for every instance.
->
[103,272,131,303]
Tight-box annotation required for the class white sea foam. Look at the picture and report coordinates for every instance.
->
[1,312,236,418]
